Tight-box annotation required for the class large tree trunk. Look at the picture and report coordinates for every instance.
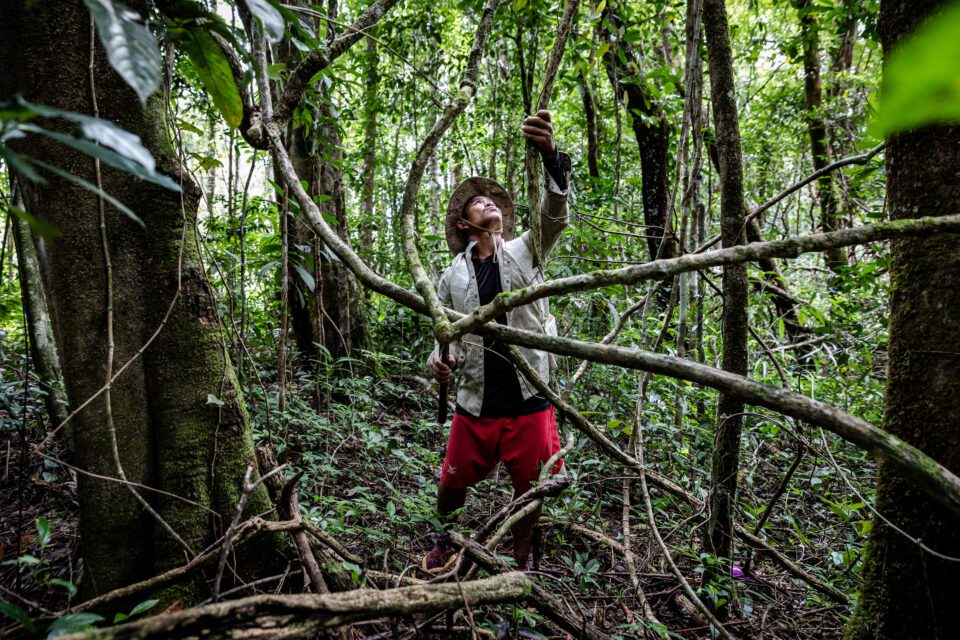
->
[701,0,749,617]
[846,1,960,637]
[795,0,845,271]
[11,195,70,429]
[0,0,283,600]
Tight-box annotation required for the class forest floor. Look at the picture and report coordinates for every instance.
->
[0,366,853,639]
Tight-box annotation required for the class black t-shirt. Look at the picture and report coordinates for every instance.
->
[455,255,551,419]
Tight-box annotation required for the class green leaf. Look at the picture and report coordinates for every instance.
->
[128,599,159,617]
[181,27,244,129]
[36,516,52,548]
[10,205,58,241]
[46,612,104,638]
[176,118,205,135]
[21,124,180,192]
[247,0,286,44]
[49,579,78,599]
[82,0,161,104]
[0,600,37,633]
[293,264,316,292]
[870,2,960,137]
[206,393,225,407]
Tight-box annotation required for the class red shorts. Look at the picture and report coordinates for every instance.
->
[441,406,563,492]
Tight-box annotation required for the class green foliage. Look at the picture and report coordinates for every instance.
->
[175,27,245,129]
[870,1,960,137]
[83,0,162,104]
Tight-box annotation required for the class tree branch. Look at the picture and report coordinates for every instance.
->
[448,213,960,339]
[272,0,401,124]
[399,0,502,340]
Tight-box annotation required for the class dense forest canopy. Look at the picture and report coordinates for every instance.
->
[0,0,959,638]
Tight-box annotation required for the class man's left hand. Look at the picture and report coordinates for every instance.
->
[522,110,556,156]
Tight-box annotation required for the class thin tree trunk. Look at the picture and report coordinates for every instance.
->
[11,196,69,429]
[578,70,600,179]
[846,1,960,637]
[701,0,749,617]
[600,11,674,262]
[796,0,845,271]
[360,32,378,254]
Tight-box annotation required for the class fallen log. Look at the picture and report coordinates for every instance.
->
[63,572,532,640]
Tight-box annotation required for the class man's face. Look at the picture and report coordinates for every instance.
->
[462,195,503,233]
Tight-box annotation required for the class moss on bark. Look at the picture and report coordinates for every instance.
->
[846,2,960,638]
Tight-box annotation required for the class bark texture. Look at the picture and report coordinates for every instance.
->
[702,0,749,611]
[846,1,960,637]
[0,0,282,600]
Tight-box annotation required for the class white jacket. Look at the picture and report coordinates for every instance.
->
[430,155,571,416]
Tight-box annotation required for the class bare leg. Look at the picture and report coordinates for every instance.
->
[510,485,540,566]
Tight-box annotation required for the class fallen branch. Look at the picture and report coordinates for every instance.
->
[64,573,532,640]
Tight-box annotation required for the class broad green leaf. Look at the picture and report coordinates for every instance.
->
[27,157,146,227]
[128,599,159,617]
[76,118,156,172]
[181,27,244,129]
[177,118,205,135]
[46,612,104,638]
[294,264,316,292]
[21,124,180,192]
[0,600,37,633]
[870,2,960,137]
[206,393,225,406]
[83,0,161,104]
[36,516,52,548]
[247,0,286,44]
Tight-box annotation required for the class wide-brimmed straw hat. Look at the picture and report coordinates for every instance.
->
[445,176,515,255]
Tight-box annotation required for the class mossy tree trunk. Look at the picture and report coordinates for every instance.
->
[845,1,960,637]
[701,0,750,618]
[0,0,284,601]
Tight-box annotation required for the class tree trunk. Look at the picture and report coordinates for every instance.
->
[600,10,674,262]
[578,70,600,179]
[360,32,379,254]
[11,195,70,429]
[282,1,368,364]
[846,1,960,637]
[795,0,845,271]
[701,0,749,617]
[0,0,283,601]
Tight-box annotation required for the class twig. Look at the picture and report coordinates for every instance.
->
[212,462,287,601]
[450,532,612,640]
[694,143,885,252]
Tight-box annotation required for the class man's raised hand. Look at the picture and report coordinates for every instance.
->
[522,110,557,156]
[429,352,458,383]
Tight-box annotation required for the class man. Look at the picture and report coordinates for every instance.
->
[424,110,570,571]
